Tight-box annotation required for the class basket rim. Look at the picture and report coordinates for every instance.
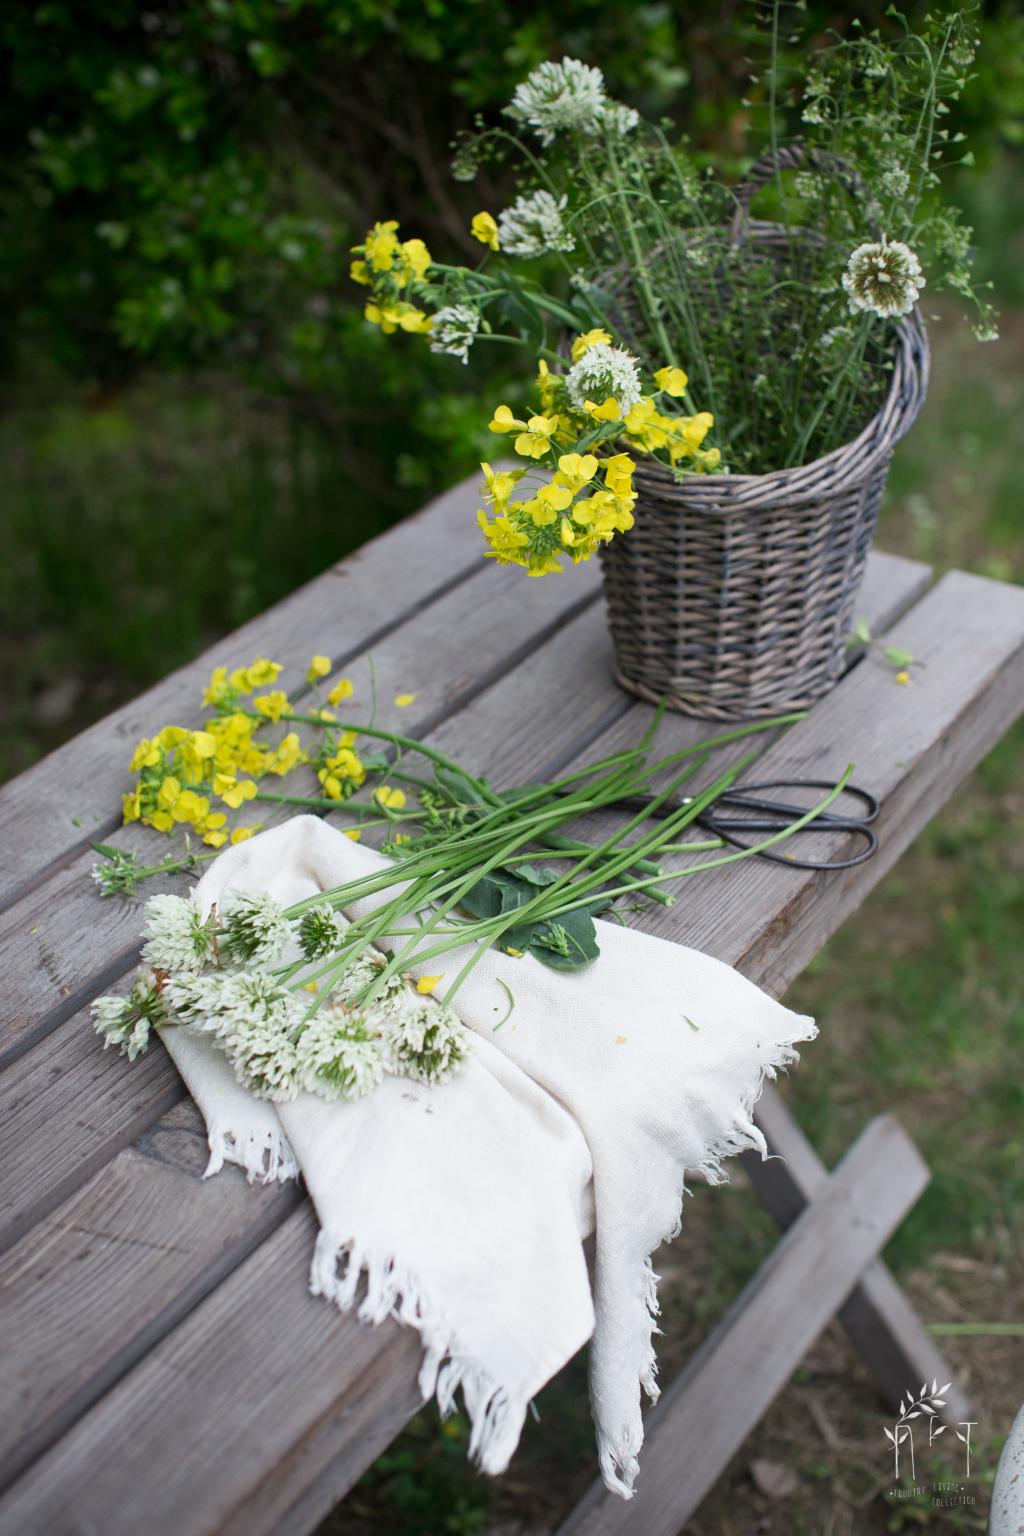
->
[629,305,929,512]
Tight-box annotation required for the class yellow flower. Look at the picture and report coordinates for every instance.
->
[231,826,257,845]
[416,975,442,995]
[203,827,228,849]
[349,259,370,286]
[603,452,636,500]
[583,396,622,422]
[190,730,217,759]
[363,220,401,272]
[365,301,431,335]
[129,738,161,772]
[528,484,573,525]
[122,789,141,824]
[375,785,407,810]
[896,669,910,685]
[157,775,182,809]
[345,827,362,841]
[265,731,304,776]
[246,659,283,688]
[303,980,319,993]
[571,329,611,362]
[201,666,235,708]
[471,212,500,250]
[215,774,258,809]
[254,690,290,722]
[327,678,354,706]
[392,832,409,845]
[400,237,432,281]
[654,365,689,397]
[514,414,559,459]
[477,507,529,566]
[480,461,523,506]
[394,692,417,708]
[149,810,174,833]
[554,452,599,494]
[535,358,560,412]
[488,404,526,435]
[307,655,331,683]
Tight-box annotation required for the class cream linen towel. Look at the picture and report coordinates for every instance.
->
[159,814,815,1496]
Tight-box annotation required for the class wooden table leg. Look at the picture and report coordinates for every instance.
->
[743,1084,971,1424]
[557,1114,931,1536]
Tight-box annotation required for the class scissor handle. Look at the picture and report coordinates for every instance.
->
[709,820,879,871]
[720,779,880,824]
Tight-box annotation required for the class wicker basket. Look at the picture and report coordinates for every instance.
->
[599,154,930,720]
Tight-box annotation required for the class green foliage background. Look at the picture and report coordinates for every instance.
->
[2,0,1021,779]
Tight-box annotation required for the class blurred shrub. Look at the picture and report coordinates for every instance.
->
[5,3,1019,412]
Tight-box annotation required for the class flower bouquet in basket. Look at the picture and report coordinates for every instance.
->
[354,9,994,717]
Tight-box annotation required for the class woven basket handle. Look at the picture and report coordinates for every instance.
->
[729,142,869,239]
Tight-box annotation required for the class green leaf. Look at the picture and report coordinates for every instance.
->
[883,645,913,667]
[851,617,872,644]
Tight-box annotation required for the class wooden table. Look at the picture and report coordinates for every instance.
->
[1,470,1022,1536]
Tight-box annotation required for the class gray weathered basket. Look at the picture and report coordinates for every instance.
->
[599,152,930,719]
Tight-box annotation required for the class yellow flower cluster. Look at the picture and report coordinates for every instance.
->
[350,220,433,335]
[476,337,721,575]
[123,657,315,844]
[477,450,636,577]
[317,734,366,801]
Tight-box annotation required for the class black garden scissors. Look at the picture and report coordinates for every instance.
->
[620,778,879,871]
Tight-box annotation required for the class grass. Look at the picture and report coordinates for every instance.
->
[1,159,1021,1535]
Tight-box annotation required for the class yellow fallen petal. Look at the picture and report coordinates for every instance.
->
[303,980,319,993]
[416,975,442,995]
[896,670,910,685]
[345,827,362,841]
[505,946,524,957]
[394,693,417,708]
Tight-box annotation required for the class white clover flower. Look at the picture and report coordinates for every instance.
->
[296,1007,386,1101]
[382,998,468,1087]
[497,190,575,258]
[599,101,639,136]
[429,304,480,364]
[565,343,642,413]
[167,968,307,1100]
[141,892,215,974]
[92,964,166,1060]
[219,890,292,966]
[842,239,925,319]
[298,902,347,962]
[880,167,909,198]
[225,1016,303,1102]
[506,57,607,145]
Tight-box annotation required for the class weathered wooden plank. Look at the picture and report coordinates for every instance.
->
[0,553,924,1256]
[0,555,601,1065]
[556,1116,931,1536]
[0,1102,300,1486]
[0,555,933,1499]
[742,1083,971,1424]
[0,1207,426,1536]
[0,469,494,912]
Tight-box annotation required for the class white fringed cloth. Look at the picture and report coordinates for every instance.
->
[160,815,815,1497]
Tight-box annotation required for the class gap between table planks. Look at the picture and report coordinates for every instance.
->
[0,546,939,1492]
[4,554,1021,1536]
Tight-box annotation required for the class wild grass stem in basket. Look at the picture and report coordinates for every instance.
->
[349,7,994,578]
[90,650,849,1105]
